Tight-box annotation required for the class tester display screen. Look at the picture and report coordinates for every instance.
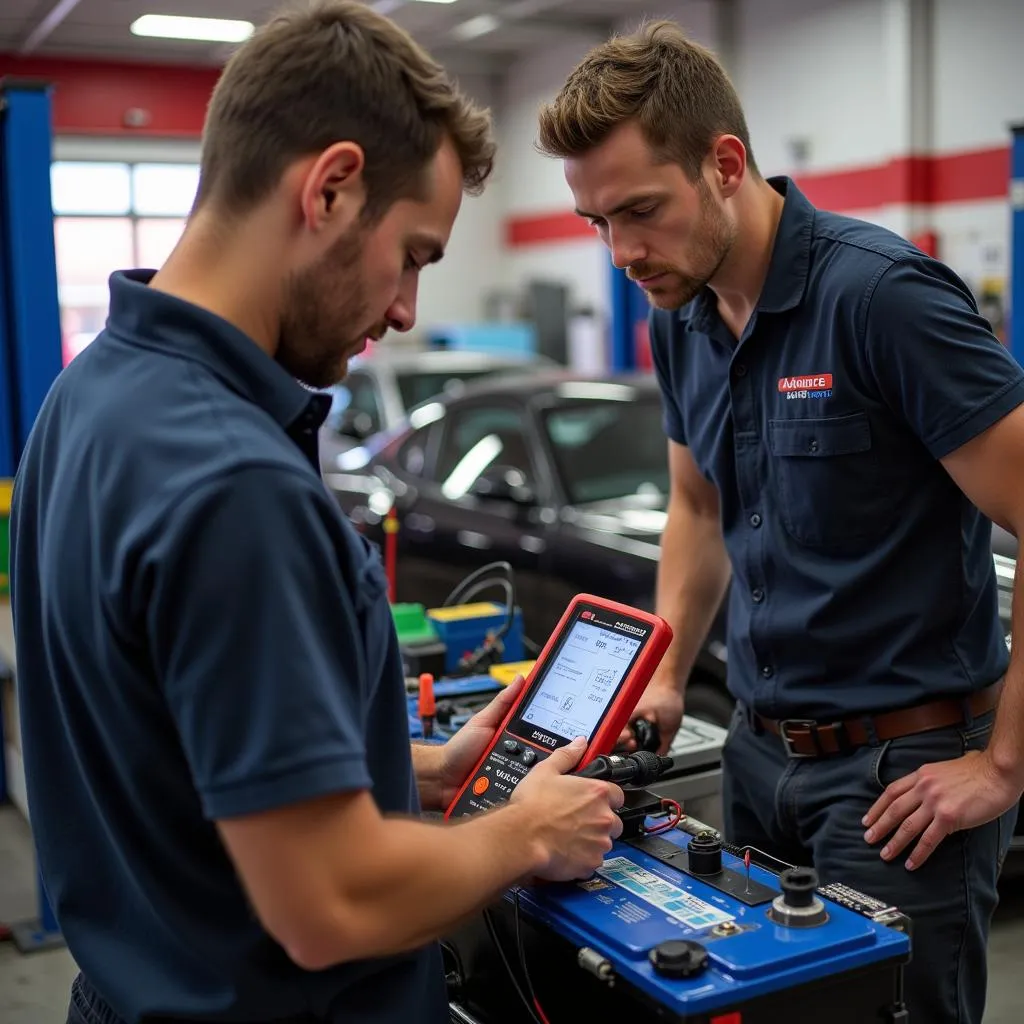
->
[515,619,643,744]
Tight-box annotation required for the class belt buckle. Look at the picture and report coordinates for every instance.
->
[778,719,820,758]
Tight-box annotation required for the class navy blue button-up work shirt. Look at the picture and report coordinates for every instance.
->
[650,178,1023,720]
[10,271,447,1024]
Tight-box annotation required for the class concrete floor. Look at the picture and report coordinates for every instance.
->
[0,807,78,1024]
[1,804,1023,1023]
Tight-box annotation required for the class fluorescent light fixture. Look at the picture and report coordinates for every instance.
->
[130,14,254,43]
[556,382,637,402]
[452,14,499,40]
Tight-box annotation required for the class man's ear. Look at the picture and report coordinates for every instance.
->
[298,141,366,233]
[709,135,747,199]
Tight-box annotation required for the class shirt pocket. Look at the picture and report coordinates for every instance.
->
[768,410,895,550]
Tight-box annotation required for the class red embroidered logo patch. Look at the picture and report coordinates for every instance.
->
[778,374,833,392]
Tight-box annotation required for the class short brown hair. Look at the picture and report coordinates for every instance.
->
[537,20,757,180]
[196,0,496,219]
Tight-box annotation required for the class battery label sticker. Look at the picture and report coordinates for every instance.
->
[598,857,735,929]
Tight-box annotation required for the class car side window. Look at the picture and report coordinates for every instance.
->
[329,373,382,438]
[433,405,535,495]
[397,427,432,477]
[345,375,383,435]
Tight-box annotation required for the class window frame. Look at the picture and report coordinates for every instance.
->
[51,157,200,364]
[338,371,385,437]
[537,394,669,507]
[51,158,198,267]
[430,398,545,502]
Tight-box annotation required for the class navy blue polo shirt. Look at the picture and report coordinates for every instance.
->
[10,270,447,1023]
[650,177,1023,720]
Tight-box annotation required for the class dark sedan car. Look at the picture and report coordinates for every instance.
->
[319,349,555,476]
[326,369,1017,730]
[324,371,732,726]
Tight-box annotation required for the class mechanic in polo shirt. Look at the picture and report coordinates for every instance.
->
[8,5,626,1024]
[535,20,1024,1024]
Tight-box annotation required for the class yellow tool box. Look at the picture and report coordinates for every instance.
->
[0,478,11,597]
[488,661,536,686]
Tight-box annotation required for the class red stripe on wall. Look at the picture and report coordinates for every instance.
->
[794,148,1009,208]
[0,54,1012,242]
[507,147,1012,247]
[505,210,596,246]
[928,145,1010,203]
[0,54,219,136]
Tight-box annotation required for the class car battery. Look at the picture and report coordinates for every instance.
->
[407,674,503,740]
[427,603,525,674]
[392,602,449,681]
[651,715,729,833]
[444,822,911,1024]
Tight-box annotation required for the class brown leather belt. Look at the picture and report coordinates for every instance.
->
[755,679,1003,758]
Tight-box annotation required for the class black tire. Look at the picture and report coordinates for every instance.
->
[685,676,734,729]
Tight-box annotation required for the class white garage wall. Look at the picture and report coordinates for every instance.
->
[415,72,506,336]
[613,1,719,54]
[496,0,1021,325]
[53,74,506,345]
[927,0,1021,294]
[496,4,719,322]
[496,34,610,317]
[51,3,1022,342]
[932,0,1024,154]
[735,0,891,175]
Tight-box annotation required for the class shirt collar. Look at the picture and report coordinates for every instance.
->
[684,175,815,331]
[755,176,814,314]
[106,269,331,433]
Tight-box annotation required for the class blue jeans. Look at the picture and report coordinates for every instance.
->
[66,975,126,1024]
[65,973,319,1024]
[722,705,1016,1024]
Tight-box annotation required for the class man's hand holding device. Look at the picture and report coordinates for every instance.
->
[510,737,626,881]
[441,595,673,881]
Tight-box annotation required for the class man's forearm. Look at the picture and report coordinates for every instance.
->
[292,799,546,969]
[410,742,445,812]
[987,545,1024,786]
[654,503,731,690]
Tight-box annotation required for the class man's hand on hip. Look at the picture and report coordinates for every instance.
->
[862,748,1021,870]
[617,679,684,755]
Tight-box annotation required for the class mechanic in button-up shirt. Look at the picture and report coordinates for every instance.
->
[8,7,626,1024]
[539,19,1024,1024]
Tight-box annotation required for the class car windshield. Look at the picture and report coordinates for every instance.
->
[396,369,504,411]
[541,394,669,505]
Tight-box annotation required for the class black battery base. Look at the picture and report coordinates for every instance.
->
[401,640,448,681]
[444,899,908,1024]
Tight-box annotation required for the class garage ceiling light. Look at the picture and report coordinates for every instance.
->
[452,14,499,40]
[130,14,255,43]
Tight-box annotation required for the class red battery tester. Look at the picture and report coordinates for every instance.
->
[445,594,673,819]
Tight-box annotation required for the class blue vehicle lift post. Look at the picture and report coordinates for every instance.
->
[608,258,650,373]
[0,77,66,953]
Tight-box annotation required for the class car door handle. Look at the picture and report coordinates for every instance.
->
[457,530,492,550]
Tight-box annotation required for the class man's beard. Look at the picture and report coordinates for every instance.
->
[277,222,383,390]
[627,185,736,310]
